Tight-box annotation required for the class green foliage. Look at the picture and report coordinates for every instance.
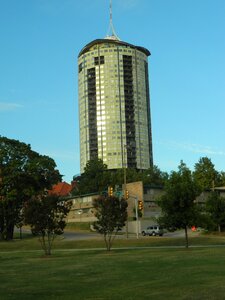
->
[93,195,128,250]
[24,195,71,255]
[205,191,225,232]
[141,165,168,186]
[158,161,200,248]
[72,158,109,195]
[109,168,124,186]
[126,168,142,183]
[193,157,221,191]
[0,136,61,240]
[220,171,225,186]
[110,165,168,187]
[72,160,168,196]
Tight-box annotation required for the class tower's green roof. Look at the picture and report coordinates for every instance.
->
[78,39,151,57]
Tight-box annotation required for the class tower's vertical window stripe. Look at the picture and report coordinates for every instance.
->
[123,55,136,168]
[145,61,153,167]
[87,68,98,160]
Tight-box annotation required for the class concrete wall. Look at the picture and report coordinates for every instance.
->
[125,181,144,218]
[67,194,98,223]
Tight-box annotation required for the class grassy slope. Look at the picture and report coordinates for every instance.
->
[1,234,225,299]
[1,247,225,300]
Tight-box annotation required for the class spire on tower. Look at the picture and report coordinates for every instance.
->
[105,0,120,40]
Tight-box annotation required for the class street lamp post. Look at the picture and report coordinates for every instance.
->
[123,144,127,194]
[123,145,129,238]
[133,196,139,239]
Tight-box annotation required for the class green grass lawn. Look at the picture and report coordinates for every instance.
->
[4,231,225,251]
[1,234,225,299]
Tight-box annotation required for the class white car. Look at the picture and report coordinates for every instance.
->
[142,225,164,236]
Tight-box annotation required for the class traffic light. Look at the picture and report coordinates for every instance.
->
[125,190,129,199]
[108,186,113,196]
[138,200,143,210]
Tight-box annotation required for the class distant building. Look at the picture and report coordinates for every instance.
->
[66,182,163,223]
[78,4,153,172]
[66,184,225,223]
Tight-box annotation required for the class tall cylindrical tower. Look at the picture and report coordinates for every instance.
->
[78,38,153,172]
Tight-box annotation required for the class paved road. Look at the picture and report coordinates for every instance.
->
[15,227,102,241]
[141,229,201,238]
[62,231,102,241]
[62,229,198,240]
[15,227,199,241]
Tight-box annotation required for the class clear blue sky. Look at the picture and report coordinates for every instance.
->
[0,0,225,182]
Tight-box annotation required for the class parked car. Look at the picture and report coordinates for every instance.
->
[142,225,164,236]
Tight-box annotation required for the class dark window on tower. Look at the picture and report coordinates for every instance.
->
[94,56,104,65]
[79,62,83,73]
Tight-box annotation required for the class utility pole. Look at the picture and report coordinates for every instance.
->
[134,197,139,239]
[0,167,3,201]
[123,144,129,238]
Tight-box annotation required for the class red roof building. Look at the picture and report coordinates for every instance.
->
[49,182,72,197]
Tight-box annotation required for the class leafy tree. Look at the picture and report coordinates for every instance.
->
[73,160,168,196]
[108,168,141,188]
[109,168,124,186]
[24,195,71,255]
[205,192,225,232]
[193,157,221,191]
[0,136,61,240]
[158,161,200,248]
[141,165,168,186]
[109,165,168,187]
[93,195,128,251]
[72,158,109,195]
[126,168,142,183]
[219,171,225,186]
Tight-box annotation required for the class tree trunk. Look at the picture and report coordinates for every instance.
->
[40,233,52,255]
[6,223,14,240]
[46,233,52,255]
[184,226,189,248]
[0,222,5,240]
[19,227,22,239]
[218,224,221,233]
[104,234,111,251]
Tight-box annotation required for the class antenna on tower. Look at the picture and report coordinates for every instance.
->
[105,0,120,40]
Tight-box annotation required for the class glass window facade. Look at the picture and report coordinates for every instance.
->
[78,39,153,172]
